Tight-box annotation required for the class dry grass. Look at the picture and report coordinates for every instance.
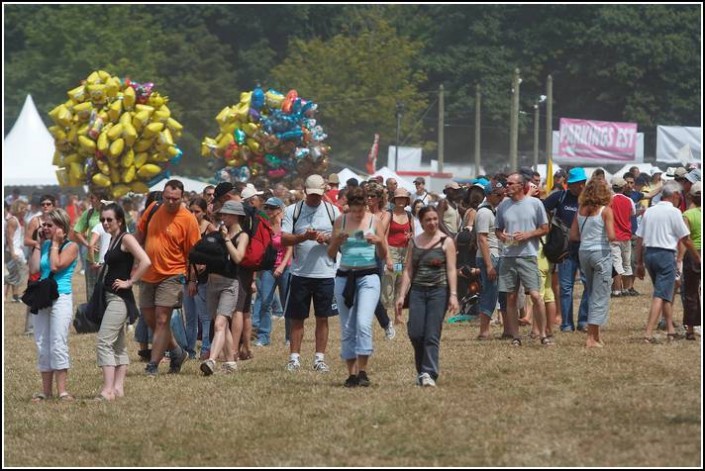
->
[3,275,701,467]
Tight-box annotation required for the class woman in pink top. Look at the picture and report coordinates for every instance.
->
[253,197,293,346]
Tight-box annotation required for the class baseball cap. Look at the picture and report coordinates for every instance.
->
[685,168,701,183]
[217,200,245,216]
[611,176,627,188]
[214,182,234,200]
[241,186,264,200]
[413,177,425,184]
[690,181,701,196]
[567,167,587,184]
[327,173,340,185]
[305,174,326,195]
[484,181,506,196]
[264,197,284,208]
[444,182,461,192]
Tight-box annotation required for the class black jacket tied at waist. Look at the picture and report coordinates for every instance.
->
[336,267,379,308]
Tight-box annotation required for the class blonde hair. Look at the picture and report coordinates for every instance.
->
[47,208,71,237]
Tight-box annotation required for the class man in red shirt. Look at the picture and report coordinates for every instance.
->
[324,173,340,203]
[610,177,636,297]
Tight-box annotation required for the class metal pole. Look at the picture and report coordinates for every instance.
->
[395,101,403,172]
[533,103,539,170]
[510,68,521,171]
[438,84,444,173]
[545,75,553,167]
[475,84,481,177]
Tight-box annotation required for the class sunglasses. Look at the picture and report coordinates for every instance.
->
[264,205,280,210]
[100,217,114,223]
[41,202,53,207]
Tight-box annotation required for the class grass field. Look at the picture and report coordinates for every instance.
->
[3,274,701,467]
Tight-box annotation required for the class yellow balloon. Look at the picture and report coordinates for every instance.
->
[109,138,125,158]
[132,110,151,131]
[216,106,232,125]
[123,122,137,147]
[52,151,63,166]
[135,104,155,114]
[97,70,111,82]
[97,131,110,154]
[137,163,162,178]
[122,166,136,183]
[109,167,121,184]
[157,129,173,147]
[48,125,66,140]
[142,122,164,139]
[107,123,124,141]
[78,135,96,153]
[122,87,136,110]
[92,173,111,188]
[130,181,149,194]
[243,122,259,136]
[67,85,87,103]
[111,185,130,199]
[166,117,183,133]
[72,102,93,121]
[86,71,101,84]
[108,100,123,123]
[63,153,81,165]
[96,159,110,175]
[121,148,135,168]
[86,84,106,103]
[119,111,133,127]
[240,91,252,105]
[56,168,69,186]
[154,107,170,122]
[134,152,148,168]
[105,77,120,98]
[49,104,72,127]
[69,162,84,180]
[134,138,153,153]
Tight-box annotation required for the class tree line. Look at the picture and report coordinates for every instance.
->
[4,4,701,176]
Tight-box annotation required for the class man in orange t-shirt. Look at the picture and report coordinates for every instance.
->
[136,180,201,377]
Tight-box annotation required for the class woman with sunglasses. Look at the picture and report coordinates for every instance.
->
[31,209,79,402]
[253,197,293,346]
[95,203,151,400]
[24,194,55,253]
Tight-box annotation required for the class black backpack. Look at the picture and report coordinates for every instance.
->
[74,302,99,334]
[188,231,229,274]
[542,191,570,263]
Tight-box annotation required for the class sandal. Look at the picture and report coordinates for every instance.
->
[30,393,50,403]
[58,392,75,402]
[510,338,522,347]
[540,336,555,346]
[643,337,658,344]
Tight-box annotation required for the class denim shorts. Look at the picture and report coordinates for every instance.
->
[645,248,676,302]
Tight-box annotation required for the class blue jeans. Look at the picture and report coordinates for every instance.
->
[407,285,448,380]
[558,256,589,331]
[477,255,500,318]
[334,274,380,359]
[182,282,208,356]
[134,312,153,344]
[253,268,290,345]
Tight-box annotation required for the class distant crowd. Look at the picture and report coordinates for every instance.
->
[3,163,701,400]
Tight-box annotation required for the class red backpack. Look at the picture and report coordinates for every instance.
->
[239,213,277,271]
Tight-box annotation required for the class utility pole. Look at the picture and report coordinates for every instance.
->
[475,84,481,177]
[438,84,444,173]
[395,101,404,172]
[545,75,553,170]
[510,68,521,171]
[533,103,539,170]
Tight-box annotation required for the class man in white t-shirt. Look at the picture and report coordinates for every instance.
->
[412,177,430,206]
[281,174,340,372]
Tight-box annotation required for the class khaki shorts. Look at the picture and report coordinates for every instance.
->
[207,274,240,318]
[139,275,184,309]
[499,256,541,294]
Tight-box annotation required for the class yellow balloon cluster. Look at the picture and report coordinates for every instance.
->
[48,70,184,198]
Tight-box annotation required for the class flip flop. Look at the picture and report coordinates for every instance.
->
[30,393,50,403]
[58,392,75,402]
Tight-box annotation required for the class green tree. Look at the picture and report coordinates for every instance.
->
[272,15,428,169]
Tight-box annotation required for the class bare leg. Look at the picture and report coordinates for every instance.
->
[113,365,127,398]
[505,292,519,338]
[314,317,329,354]
[357,354,369,372]
[99,365,117,400]
[586,324,603,348]
[55,369,69,396]
[345,358,357,376]
[41,371,53,397]
[150,306,177,364]
[529,291,546,338]
[544,301,556,336]
[290,319,305,354]
[645,297,665,338]
[230,311,244,359]
[478,314,491,338]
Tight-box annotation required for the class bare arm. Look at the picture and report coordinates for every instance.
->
[112,234,152,290]
[5,217,19,258]
[224,232,249,264]
[50,231,79,273]
[327,215,346,260]
[444,238,459,315]
[394,240,415,319]
[24,216,40,250]
[371,216,388,261]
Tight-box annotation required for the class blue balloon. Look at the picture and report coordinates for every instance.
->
[169,147,183,166]
[147,171,169,188]
[252,86,265,110]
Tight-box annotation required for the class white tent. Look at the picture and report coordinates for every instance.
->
[372,166,415,193]
[149,175,211,194]
[337,168,364,188]
[3,95,58,186]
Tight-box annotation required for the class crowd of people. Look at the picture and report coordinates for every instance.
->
[3,162,701,399]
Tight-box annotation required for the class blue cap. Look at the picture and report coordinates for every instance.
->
[567,167,587,184]
[484,181,506,196]
[264,197,284,208]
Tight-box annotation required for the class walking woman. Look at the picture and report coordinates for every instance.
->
[381,188,414,323]
[200,201,249,375]
[185,197,217,359]
[31,209,79,402]
[569,179,616,348]
[328,187,387,387]
[395,206,459,387]
[254,197,293,346]
[96,203,151,400]
[680,182,701,340]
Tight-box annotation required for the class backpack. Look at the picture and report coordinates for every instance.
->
[542,191,570,263]
[74,302,99,334]
[292,200,336,230]
[240,214,277,271]
[459,203,495,253]
[188,231,229,273]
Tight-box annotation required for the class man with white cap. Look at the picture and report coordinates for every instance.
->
[610,176,636,297]
[281,174,340,372]
[636,181,700,342]
[412,177,430,205]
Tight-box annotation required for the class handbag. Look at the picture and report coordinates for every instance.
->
[84,264,108,326]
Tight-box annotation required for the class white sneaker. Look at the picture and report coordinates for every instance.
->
[286,359,301,372]
[385,323,396,341]
[418,372,436,388]
[221,361,237,374]
[312,360,330,373]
